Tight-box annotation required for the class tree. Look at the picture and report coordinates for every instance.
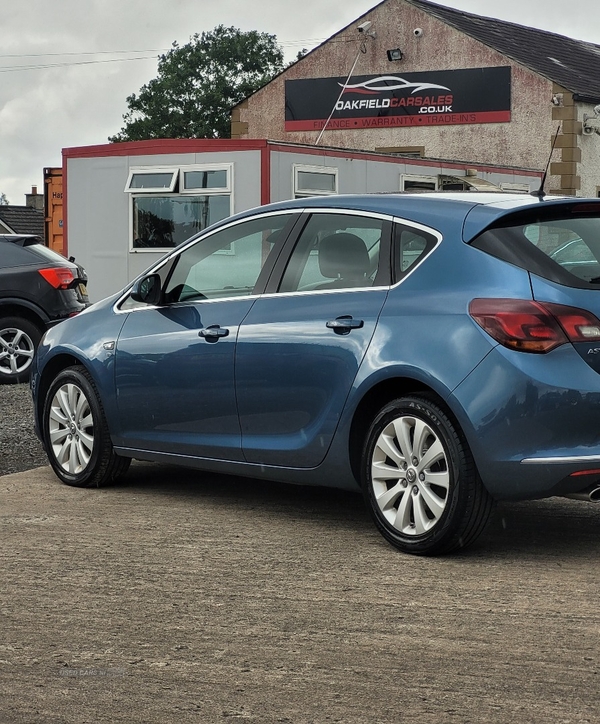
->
[109,26,284,141]
[0,193,8,205]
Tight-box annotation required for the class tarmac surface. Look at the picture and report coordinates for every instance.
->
[2,461,600,724]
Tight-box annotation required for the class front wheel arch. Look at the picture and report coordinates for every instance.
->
[42,364,130,487]
[36,353,82,433]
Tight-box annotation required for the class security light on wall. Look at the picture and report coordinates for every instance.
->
[387,48,404,61]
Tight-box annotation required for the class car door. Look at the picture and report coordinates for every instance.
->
[113,211,297,460]
[235,210,392,467]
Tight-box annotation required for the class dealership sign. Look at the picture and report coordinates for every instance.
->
[285,67,511,131]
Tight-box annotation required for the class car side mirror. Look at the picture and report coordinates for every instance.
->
[130,273,162,305]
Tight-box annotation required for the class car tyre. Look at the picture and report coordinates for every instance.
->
[0,316,42,384]
[42,365,130,487]
[362,395,493,555]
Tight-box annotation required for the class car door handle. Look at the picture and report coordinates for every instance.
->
[326,316,364,334]
[199,325,230,342]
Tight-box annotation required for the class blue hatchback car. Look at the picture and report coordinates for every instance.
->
[31,192,600,555]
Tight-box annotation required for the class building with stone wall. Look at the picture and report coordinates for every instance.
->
[232,0,600,197]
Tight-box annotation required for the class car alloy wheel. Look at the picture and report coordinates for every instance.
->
[43,366,131,487]
[371,412,450,536]
[0,317,41,383]
[363,396,493,555]
[48,381,95,475]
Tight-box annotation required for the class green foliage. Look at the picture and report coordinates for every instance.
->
[109,25,284,142]
[0,193,8,205]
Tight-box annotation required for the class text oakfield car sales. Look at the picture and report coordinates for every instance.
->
[285,66,511,131]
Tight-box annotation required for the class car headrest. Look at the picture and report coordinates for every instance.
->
[318,233,370,280]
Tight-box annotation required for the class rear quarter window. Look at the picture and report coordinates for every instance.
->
[0,242,36,268]
[393,223,438,281]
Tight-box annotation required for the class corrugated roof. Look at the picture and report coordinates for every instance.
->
[0,206,44,236]
[408,0,600,101]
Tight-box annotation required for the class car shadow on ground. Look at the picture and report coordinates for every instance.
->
[118,460,371,528]
[113,461,600,559]
[478,497,600,558]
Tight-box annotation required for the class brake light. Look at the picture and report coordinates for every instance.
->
[469,299,600,353]
[38,267,75,290]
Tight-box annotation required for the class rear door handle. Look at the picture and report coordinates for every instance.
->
[326,316,364,334]
[199,325,230,342]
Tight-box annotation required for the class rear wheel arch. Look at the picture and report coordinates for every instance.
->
[349,377,448,484]
[0,301,48,330]
[361,394,494,555]
[0,312,46,383]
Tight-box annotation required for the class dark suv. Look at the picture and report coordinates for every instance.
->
[0,235,88,383]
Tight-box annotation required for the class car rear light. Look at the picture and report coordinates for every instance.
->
[38,267,75,290]
[469,299,600,353]
[545,303,600,342]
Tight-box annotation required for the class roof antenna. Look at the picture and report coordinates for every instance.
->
[532,125,561,199]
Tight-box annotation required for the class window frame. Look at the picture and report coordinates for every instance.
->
[400,174,438,193]
[263,208,394,295]
[293,164,338,199]
[115,209,301,312]
[180,163,232,193]
[125,167,179,193]
[392,219,442,284]
[126,164,234,253]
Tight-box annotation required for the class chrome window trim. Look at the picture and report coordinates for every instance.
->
[112,206,444,311]
[113,209,298,314]
[259,285,388,301]
[301,208,391,221]
[114,293,258,315]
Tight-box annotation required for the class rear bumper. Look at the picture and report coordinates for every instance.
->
[450,343,600,500]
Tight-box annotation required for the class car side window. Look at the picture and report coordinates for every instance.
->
[394,224,438,280]
[163,214,292,303]
[0,243,31,268]
[279,213,387,293]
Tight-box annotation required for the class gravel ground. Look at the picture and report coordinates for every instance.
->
[0,382,47,476]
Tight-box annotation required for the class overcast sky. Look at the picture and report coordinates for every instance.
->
[2,0,600,206]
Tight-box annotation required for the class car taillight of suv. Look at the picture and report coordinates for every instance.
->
[0,235,89,383]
